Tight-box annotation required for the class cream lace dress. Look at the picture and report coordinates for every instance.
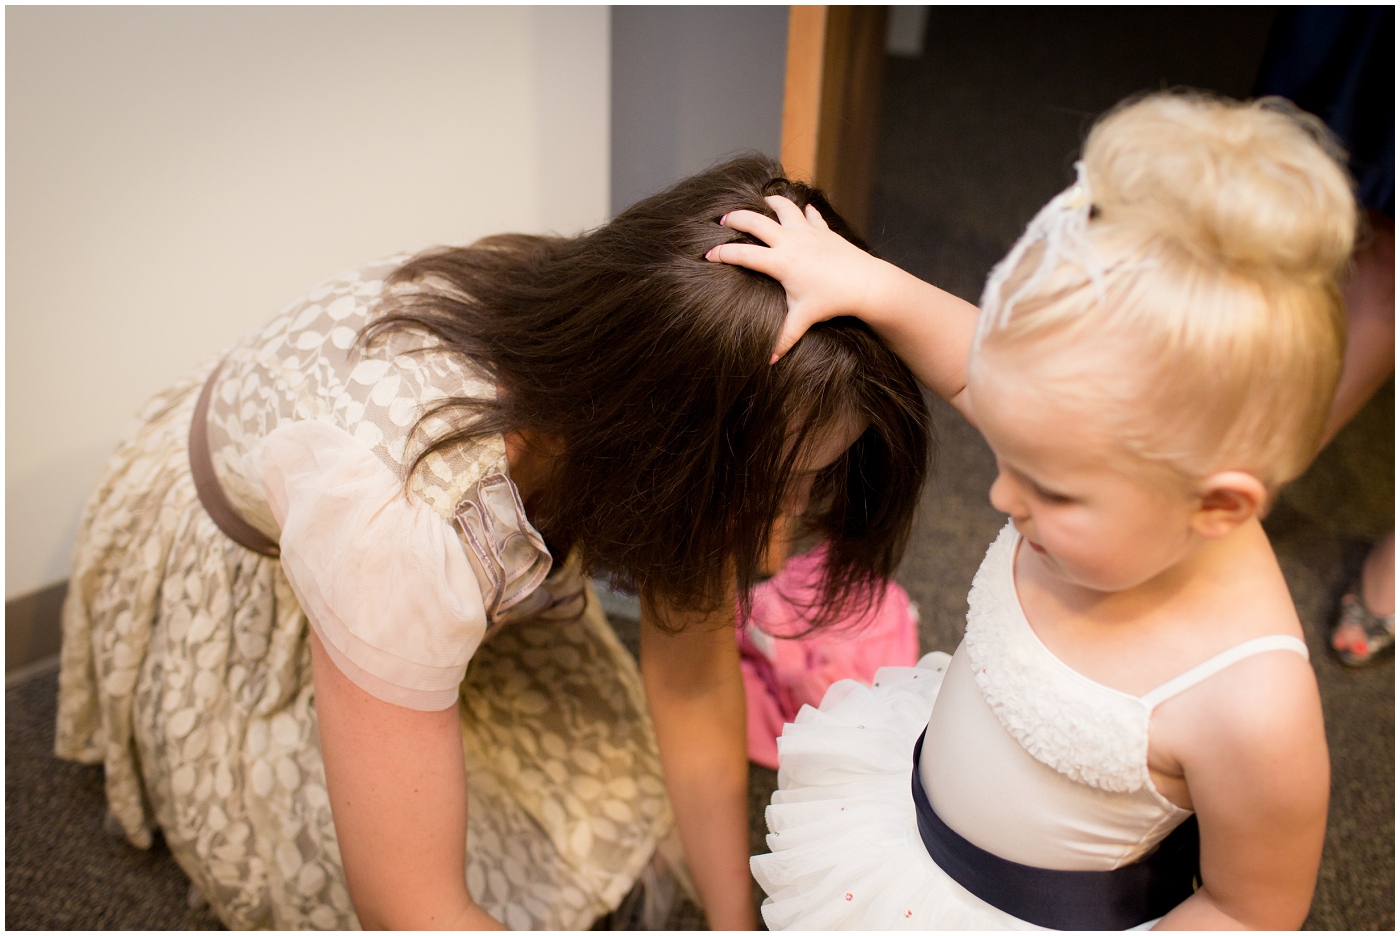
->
[55,256,678,930]
[751,522,1308,929]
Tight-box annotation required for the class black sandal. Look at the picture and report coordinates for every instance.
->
[1331,585,1396,667]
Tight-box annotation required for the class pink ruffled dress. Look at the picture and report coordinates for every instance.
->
[737,545,921,769]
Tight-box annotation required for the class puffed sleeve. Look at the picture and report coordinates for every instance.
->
[247,419,487,711]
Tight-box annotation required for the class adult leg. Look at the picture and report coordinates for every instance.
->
[1325,213,1395,663]
[1320,213,1394,447]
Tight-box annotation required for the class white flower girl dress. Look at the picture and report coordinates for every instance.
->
[751,523,1308,930]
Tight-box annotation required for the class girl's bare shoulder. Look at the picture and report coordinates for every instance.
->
[1153,631,1324,778]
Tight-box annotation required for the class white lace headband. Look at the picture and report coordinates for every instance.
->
[976,161,1103,343]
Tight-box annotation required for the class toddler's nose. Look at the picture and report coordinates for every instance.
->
[988,471,1027,520]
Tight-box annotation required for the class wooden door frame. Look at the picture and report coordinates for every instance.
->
[780,5,888,236]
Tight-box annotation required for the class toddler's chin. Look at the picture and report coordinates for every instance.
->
[1038,553,1145,594]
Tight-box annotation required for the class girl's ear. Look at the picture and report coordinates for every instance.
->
[1191,471,1268,539]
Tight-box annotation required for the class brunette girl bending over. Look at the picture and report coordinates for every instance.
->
[55,155,929,929]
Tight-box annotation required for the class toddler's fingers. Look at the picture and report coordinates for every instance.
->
[803,204,830,230]
[705,242,778,275]
[765,195,809,227]
[770,314,811,363]
[720,208,785,247]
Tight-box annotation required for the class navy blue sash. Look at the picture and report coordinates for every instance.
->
[911,730,1199,930]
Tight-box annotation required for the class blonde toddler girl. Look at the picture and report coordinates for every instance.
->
[709,91,1355,929]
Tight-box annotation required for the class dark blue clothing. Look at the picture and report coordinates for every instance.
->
[1255,6,1395,218]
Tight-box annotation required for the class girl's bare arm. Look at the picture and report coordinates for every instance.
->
[708,195,981,424]
[640,595,756,930]
[310,629,505,930]
[1152,653,1329,930]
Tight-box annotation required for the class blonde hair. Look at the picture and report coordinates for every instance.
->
[972,91,1357,490]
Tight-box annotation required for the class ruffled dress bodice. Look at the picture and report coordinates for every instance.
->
[921,524,1191,871]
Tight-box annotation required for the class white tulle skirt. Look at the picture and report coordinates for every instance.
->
[750,651,1046,930]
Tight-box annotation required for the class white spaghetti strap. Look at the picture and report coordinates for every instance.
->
[1140,635,1310,709]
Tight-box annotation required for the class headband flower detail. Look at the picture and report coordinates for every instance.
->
[977,161,1104,342]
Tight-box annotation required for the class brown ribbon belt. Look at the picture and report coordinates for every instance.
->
[189,362,281,557]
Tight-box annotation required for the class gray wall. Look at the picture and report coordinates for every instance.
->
[610,6,788,217]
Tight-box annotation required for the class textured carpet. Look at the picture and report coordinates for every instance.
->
[6,7,1392,930]
[6,668,225,930]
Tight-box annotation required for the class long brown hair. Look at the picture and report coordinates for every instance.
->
[365,154,931,630]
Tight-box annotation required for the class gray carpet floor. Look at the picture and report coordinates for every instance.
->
[6,7,1392,930]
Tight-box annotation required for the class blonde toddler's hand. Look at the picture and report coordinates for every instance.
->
[706,195,881,362]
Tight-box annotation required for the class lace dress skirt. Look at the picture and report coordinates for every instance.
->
[53,362,676,930]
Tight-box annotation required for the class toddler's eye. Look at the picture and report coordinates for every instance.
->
[1034,487,1075,505]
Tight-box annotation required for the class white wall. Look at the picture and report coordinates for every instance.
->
[6,6,611,598]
